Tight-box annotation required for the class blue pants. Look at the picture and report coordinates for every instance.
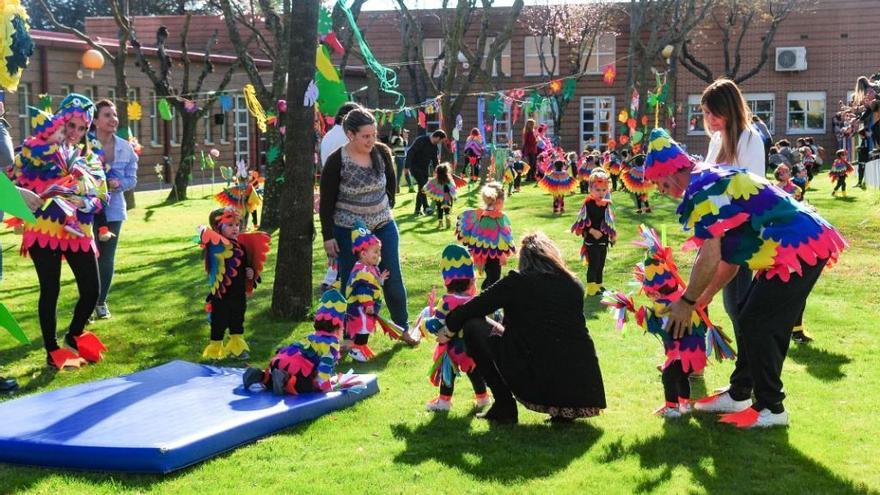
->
[334,220,409,328]
[97,221,123,304]
[395,156,412,188]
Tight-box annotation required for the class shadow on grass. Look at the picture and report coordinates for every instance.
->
[788,343,851,381]
[598,415,874,494]
[391,413,603,481]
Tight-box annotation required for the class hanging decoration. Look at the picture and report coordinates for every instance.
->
[127,101,142,121]
[0,0,34,92]
[627,117,637,130]
[304,79,319,107]
[602,64,616,86]
[333,0,404,106]
[487,94,505,120]
[548,79,562,94]
[266,146,282,164]
[158,98,173,120]
[314,46,348,116]
[607,138,617,150]
[393,111,405,128]
[243,84,267,133]
[219,94,233,112]
[511,102,521,125]
[630,89,639,114]
[632,130,644,144]
[320,31,345,56]
[36,93,50,111]
[641,115,650,126]
[618,110,628,124]
[417,110,426,129]
[183,99,199,113]
[562,79,576,101]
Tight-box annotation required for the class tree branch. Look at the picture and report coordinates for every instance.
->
[218,0,270,99]
[680,38,714,83]
[35,0,115,61]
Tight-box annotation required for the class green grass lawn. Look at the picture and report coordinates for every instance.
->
[0,178,878,494]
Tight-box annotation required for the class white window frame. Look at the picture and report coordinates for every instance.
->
[524,36,559,77]
[422,38,444,78]
[107,87,116,103]
[745,93,775,134]
[787,91,826,135]
[170,106,179,147]
[127,88,140,140]
[202,103,214,145]
[233,95,250,164]
[687,94,706,136]
[61,85,74,96]
[424,114,441,134]
[17,83,30,138]
[579,96,615,151]
[149,90,160,147]
[583,32,616,75]
[478,97,512,146]
[82,86,96,101]
[483,37,511,78]
[219,111,229,144]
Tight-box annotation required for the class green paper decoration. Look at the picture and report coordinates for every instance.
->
[266,146,282,164]
[487,96,505,120]
[619,124,629,135]
[632,130,644,144]
[647,93,659,109]
[562,79,576,100]
[0,173,36,223]
[315,69,348,117]
[529,90,542,110]
[393,111,405,127]
[0,303,29,345]
[158,99,173,121]
[318,5,333,35]
[38,94,51,111]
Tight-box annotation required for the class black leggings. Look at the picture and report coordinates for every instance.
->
[857,163,866,185]
[833,176,847,192]
[210,294,246,341]
[610,175,619,191]
[29,245,100,353]
[435,202,450,220]
[482,258,501,291]
[585,243,608,285]
[462,318,515,407]
[526,153,537,181]
[636,195,650,210]
[662,360,691,403]
[439,369,487,397]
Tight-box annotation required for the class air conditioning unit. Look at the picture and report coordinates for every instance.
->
[776,47,807,72]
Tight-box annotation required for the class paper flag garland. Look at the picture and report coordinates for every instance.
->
[630,89,639,114]
[158,98,173,121]
[266,145,282,164]
[304,79,319,107]
[562,79,576,100]
[548,80,562,94]
[38,93,51,111]
[619,135,629,145]
[219,94,233,112]
[602,64,616,85]
[632,130,644,144]
[127,101,142,121]
[183,99,199,113]
[393,111,405,128]
[487,96,505,119]
[618,110,628,123]
[418,110,426,129]
[0,172,36,223]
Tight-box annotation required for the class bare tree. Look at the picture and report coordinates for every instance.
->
[395,0,525,140]
[272,0,318,319]
[680,0,799,84]
[129,15,239,202]
[625,0,712,119]
[523,1,617,137]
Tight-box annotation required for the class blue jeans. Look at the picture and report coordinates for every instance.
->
[97,221,123,304]
[334,220,408,328]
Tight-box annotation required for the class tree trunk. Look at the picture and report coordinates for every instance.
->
[272,0,318,319]
[259,126,284,232]
[168,114,199,202]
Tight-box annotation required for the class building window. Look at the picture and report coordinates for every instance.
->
[61,85,73,96]
[424,114,441,134]
[484,37,511,77]
[524,36,559,77]
[745,93,774,134]
[687,94,705,136]
[583,33,616,74]
[579,96,614,151]
[127,88,140,140]
[202,103,214,145]
[83,86,96,101]
[17,83,30,139]
[233,95,250,164]
[107,88,116,104]
[787,91,825,134]
[149,90,160,146]
[422,38,443,78]
[219,111,229,143]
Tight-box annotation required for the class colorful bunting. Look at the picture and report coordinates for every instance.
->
[602,64,616,85]
[127,101,142,121]
[158,99,172,121]
[618,110,628,124]
[562,79,576,100]
[219,94,233,112]
[304,79,319,107]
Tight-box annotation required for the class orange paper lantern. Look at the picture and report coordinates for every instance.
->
[82,49,105,71]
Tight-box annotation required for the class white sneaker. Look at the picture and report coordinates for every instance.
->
[678,401,693,415]
[746,409,789,428]
[694,391,752,413]
[426,397,452,412]
[654,404,683,419]
[348,348,368,362]
[474,394,492,408]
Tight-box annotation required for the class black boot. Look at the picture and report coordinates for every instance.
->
[476,400,518,424]
[242,367,266,390]
[0,377,18,392]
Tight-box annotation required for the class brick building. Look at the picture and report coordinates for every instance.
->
[358,0,876,160]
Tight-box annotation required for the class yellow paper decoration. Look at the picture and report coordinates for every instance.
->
[127,101,142,121]
[315,46,340,83]
[243,84,267,133]
[0,0,33,92]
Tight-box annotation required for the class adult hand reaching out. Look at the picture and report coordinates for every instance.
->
[324,238,339,258]
[17,187,42,211]
[663,299,694,339]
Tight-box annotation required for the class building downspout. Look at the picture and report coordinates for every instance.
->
[39,46,49,94]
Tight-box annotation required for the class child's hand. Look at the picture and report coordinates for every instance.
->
[589,228,602,239]
[379,269,390,282]
[246,267,254,280]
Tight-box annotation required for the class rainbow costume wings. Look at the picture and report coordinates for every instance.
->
[677,166,847,281]
[571,196,617,265]
[620,163,656,195]
[236,231,271,296]
[424,178,457,205]
[455,209,515,268]
[198,227,242,298]
[538,170,577,198]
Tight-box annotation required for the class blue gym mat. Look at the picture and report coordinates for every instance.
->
[0,360,378,473]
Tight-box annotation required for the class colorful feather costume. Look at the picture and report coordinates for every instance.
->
[620,162,656,196]
[577,155,597,182]
[828,158,854,180]
[603,152,622,176]
[539,168,577,198]
[455,208,515,269]
[0,0,34,92]
[464,135,484,165]
[215,183,262,218]
[676,166,848,281]
[571,196,616,265]
[253,290,346,394]
[643,128,694,182]
[424,177,457,207]
[12,109,105,255]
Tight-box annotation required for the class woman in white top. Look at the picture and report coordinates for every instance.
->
[693,79,771,415]
[701,79,766,177]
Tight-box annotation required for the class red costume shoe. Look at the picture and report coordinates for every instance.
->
[48,349,86,370]
[70,331,108,362]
